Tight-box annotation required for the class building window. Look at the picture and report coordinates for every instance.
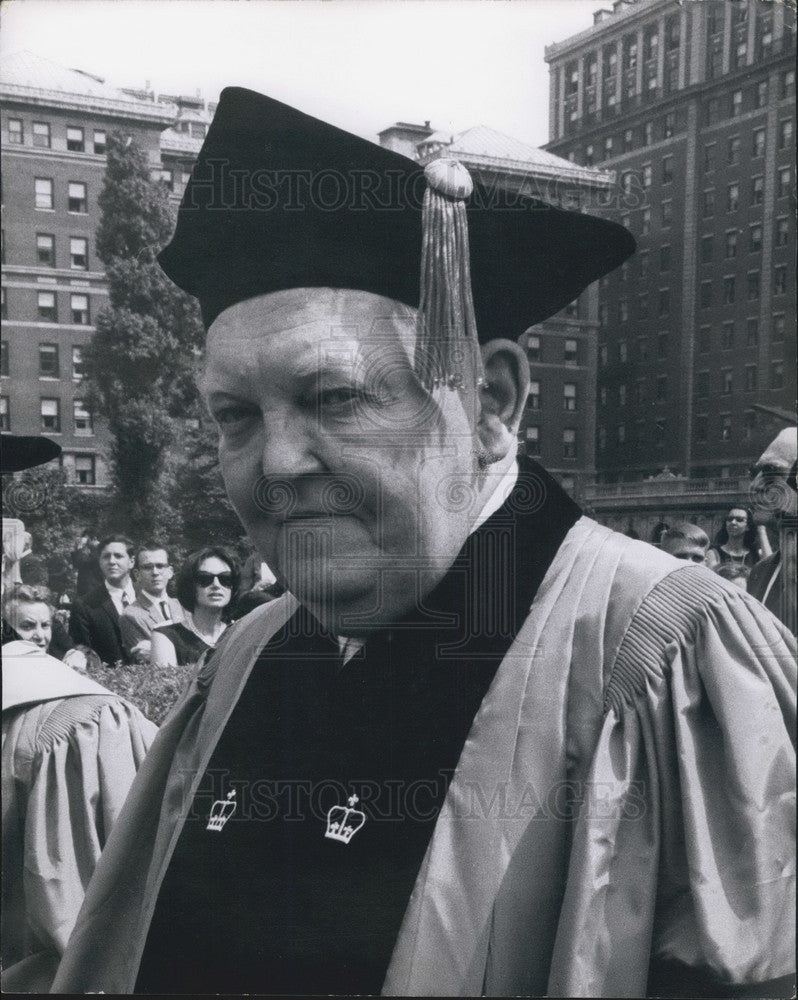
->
[727,183,740,212]
[770,361,784,390]
[747,272,760,300]
[599,303,609,327]
[724,230,738,258]
[620,262,629,283]
[600,386,608,407]
[525,426,540,455]
[619,300,628,323]
[721,369,733,395]
[619,384,627,406]
[721,322,734,349]
[71,293,90,325]
[730,90,743,118]
[35,177,54,210]
[526,334,540,362]
[68,182,87,214]
[707,5,722,35]
[564,339,578,365]
[722,276,736,304]
[727,136,741,165]
[619,340,628,363]
[32,122,51,148]
[745,365,758,391]
[74,454,96,485]
[661,200,673,226]
[696,371,709,397]
[733,40,748,70]
[93,130,107,155]
[36,233,55,266]
[746,318,759,345]
[638,293,649,318]
[617,423,626,444]
[72,345,84,379]
[705,97,720,125]
[663,111,676,138]
[623,129,634,153]
[702,190,714,217]
[743,411,756,440]
[599,344,608,366]
[657,332,669,358]
[721,415,732,441]
[621,171,634,195]
[157,169,174,192]
[39,342,60,377]
[700,281,713,308]
[604,136,614,158]
[643,122,654,146]
[774,266,788,296]
[0,341,8,377]
[777,168,791,199]
[641,208,651,235]
[751,176,764,205]
[634,380,645,404]
[698,327,711,353]
[772,315,786,341]
[563,383,577,411]
[775,217,789,247]
[642,164,652,188]
[66,126,85,152]
[656,375,668,401]
[73,399,93,435]
[695,415,708,443]
[563,428,577,459]
[40,398,61,432]
[8,118,23,144]
[752,128,766,159]
[37,293,58,323]
[639,250,650,277]
[782,69,796,100]
[0,288,5,321]
[661,156,674,185]
[70,237,88,270]
[620,213,631,230]
[584,144,594,166]
[756,80,768,109]
[528,380,540,410]
[749,224,763,253]
[700,235,714,263]
[637,336,649,361]
[657,289,670,316]
[0,395,9,431]
[703,143,716,173]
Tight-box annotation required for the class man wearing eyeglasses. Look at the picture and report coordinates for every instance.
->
[748,427,798,632]
[121,545,185,664]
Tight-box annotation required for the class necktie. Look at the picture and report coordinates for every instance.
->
[121,592,131,609]
[160,601,170,621]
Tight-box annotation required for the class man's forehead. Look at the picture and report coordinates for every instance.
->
[757,428,798,468]
[139,549,169,563]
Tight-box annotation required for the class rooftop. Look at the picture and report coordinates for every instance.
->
[0,50,177,123]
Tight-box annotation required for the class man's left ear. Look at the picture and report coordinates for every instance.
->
[477,339,531,465]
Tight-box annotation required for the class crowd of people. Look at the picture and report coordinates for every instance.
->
[2,535,284,671]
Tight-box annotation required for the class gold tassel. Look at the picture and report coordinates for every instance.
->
[416,159,484,392]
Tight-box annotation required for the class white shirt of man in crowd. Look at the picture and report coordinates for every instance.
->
[121,548,184,664]
[99,542,136,614]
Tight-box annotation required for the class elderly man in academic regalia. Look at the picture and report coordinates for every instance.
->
[53,90,795,998]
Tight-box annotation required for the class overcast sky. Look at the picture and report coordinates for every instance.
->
[0,0,599,146]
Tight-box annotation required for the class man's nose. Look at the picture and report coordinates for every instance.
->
[259,415,321,478]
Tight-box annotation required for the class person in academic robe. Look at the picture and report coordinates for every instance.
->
[52,89,795,998]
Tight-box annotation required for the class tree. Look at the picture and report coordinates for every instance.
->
[84,130,205,539]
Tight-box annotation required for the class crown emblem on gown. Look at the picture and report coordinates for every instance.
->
[325,794,366,845]
[206,789,237,832]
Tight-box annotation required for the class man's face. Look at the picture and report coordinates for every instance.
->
[201,288,483,634]
[135,549,173,597]
[99,543,134,585]
[9,600,52,650]
[661,538,707,563]
[750,428,798,524]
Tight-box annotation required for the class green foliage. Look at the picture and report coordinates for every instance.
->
[85,130,206,540]
[83,658,198,726]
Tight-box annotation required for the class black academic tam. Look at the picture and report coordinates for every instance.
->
[158,87,635,336]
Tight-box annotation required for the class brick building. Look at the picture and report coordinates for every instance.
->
[544,0,796,485]
[379,122,617,498]
[1,51,176,486]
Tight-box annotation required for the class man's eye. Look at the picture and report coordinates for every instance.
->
[319,388,359,408]
[214,404,259,427]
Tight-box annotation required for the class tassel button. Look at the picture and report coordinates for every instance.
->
[424,158,473,200]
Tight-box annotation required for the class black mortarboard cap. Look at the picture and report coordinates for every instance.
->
[158,87,635,345]
[1,434,61,473]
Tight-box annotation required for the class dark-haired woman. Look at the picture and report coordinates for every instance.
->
[150,548,240,667]
[705,507,768,571]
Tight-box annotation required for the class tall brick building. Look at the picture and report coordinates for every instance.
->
[0,51,176,486]
[544,0,796,484]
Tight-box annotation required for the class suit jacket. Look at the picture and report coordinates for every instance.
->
[120,595,185,659]
[52,517,795,996]
[68,585,126,666]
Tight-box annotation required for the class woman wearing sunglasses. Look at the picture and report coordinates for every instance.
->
[705,507,767,571]
[150,547,241,667]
